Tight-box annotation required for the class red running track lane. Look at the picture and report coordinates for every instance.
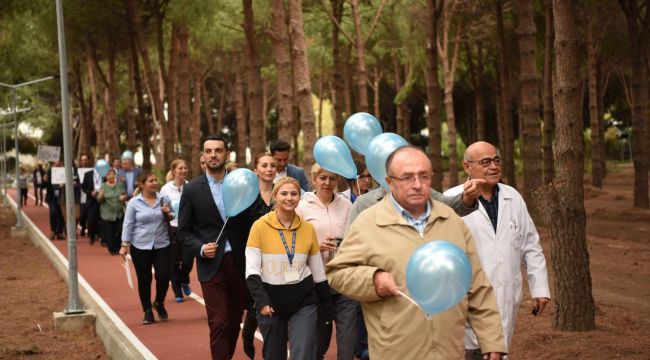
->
[9,189,339,360]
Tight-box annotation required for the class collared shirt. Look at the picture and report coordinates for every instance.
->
[274,169,288,183]
[124,170,135,196]
[206,172,232,252]
[160,180,187,227]
[478,184,500,233]
[389,192,432,236]
[122,193,171,250]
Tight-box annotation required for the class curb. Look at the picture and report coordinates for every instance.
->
[7,194,156,360]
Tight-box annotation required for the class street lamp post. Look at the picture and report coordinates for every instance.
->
[0,78,55,227]
[0,108,31,207]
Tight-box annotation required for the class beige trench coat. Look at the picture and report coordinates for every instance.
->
[326,196,506,359]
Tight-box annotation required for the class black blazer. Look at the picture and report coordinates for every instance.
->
[81,170,100,209]
[177,174,254,282]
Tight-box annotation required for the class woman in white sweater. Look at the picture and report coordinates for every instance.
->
[296,163,356,360]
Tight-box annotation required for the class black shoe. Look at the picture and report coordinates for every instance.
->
[89,235,96,245]
[243,338,255,359]
[49,232,56,240]
[142,309,155,325]
[153,301,168,321]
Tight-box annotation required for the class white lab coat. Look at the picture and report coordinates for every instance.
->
[444,183,550,351]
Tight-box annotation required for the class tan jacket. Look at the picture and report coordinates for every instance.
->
[326,196,506,359]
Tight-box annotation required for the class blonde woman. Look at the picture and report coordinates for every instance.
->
[245,177,334,360]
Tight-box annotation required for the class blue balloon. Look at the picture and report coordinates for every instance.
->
[365,133,408,189]
[171,200,180,218]
[313,136,357,179]
[223,168,259,217]
[94,159,110,178]
[343,112,383,155]
[406,241,472,315]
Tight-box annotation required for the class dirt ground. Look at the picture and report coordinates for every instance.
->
[0,232,107,359]
[0,162,648,359]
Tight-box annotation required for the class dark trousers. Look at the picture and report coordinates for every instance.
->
[257,304,317,360]
[170,253,194,296]
[79,202,87,235]
[316,294,358,360]
[356,303,369,356]
[48,199,64,234]
[85,202,100,240]
[20,187,28,206]
[130,245,171,312]
[200,253,245,360]
[101,217,123,254]
[33,184,43,204]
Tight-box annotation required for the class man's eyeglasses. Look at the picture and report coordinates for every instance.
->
[387,173,433,185]
[466,156,501,168]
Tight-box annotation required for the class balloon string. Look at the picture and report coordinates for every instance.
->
[214,216,229,245]
[398,290,421,309]
[355,179,361,196]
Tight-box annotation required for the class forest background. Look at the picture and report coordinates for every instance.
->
[1,0,649,334]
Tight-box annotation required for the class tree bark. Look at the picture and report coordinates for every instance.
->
[126,17,151,169]
[85,41,104,158]
[177,23,191,162]
[587,10,603,188]
[618,0,649,208]
[190,71,203,177]
[393,57,410,141]
[203,79,214,136]
[496,0,517,187]
[126,55,137,151]
[166,23,180,163]
[125,0,165,168]
[243,0,266,159]
[350,0,369,112]
[438,0,462,187]
[466,42,486,141]
[543,0,555,184]
[330,0,345,137]
[543,0,596,331]
[74,60,92,158]
[424,0,444,191]
[289,0,317,170]
[270,0,295,143]
[516,0,542,209]
[234,52,248,165]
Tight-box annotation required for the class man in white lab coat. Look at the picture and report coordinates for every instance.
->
[444,141,550,359]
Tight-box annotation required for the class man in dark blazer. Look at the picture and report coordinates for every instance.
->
[177,134,253,359]
[270,139,311,192]
[81,164,103,244]
[116,152,142,199]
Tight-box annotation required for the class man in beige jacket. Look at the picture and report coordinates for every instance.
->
[327,146,506,360]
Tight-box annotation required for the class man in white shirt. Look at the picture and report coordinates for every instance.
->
[444,141,550,358]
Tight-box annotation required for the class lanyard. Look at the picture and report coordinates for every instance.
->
[278,229,297,265]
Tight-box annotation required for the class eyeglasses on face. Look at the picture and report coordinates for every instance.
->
[358,174,372,181]
[466,156,501,167]
[387,172,433,185]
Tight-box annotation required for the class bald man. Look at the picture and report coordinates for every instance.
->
[444,141,550,359]
[327,145,506,360]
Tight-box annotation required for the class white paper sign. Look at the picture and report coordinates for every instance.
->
[37,145,61,162]
[123,257,134,289]
[77,167,93,180]
[50,167,66,185]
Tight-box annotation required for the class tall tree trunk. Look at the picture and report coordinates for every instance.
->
[587,11,603,188]
[496,0,517,187]
[343,53,353,119]
[618,0,649,208]
[438,0,462,187]
[372,65,382,119]
[217,78,228,134]
[289,0,317,170]
[126,18,151,169]
[425,0,444,191]
[516,0,542,209]
[203,79,214,136]
[177,23,191,161]
[270,0,295,143]
[243,0,266,159]
[393,58,410,141]
[598,67,608,177]
[466,42,486,141]
[103,43,120,157]
[543,0,555,184]
[85,41,104,158]
[166,24,180,162]
[537,0,596,331]
[330,0,345,137]
[350,0,370,112]
[234,54,248,164]
[190,72,203,176]
[127,56,137,151]
[74,60,91,158]
[125,0,166,167]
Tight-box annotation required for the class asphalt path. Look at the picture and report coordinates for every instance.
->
[9,188,339,360]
